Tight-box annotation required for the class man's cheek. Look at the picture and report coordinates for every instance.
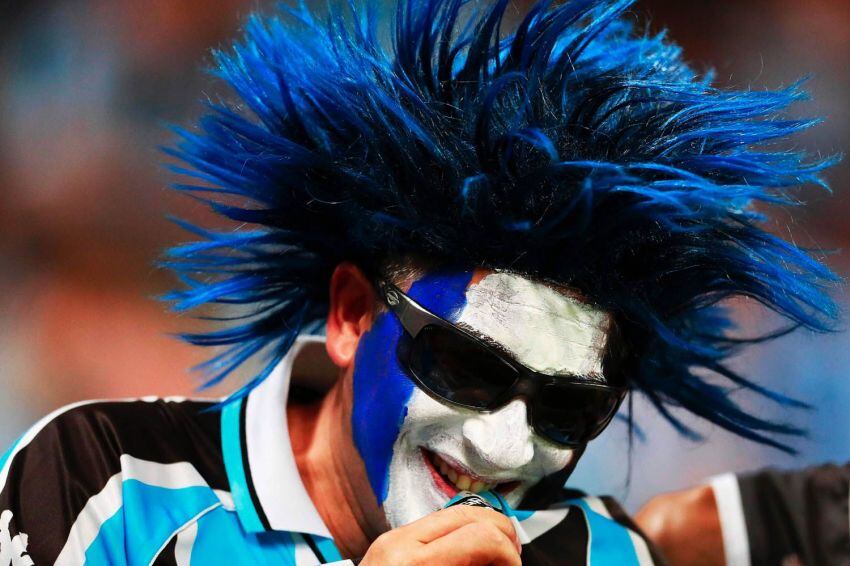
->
[351,313,415,505]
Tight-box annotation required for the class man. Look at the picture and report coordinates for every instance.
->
[0,0,836,563]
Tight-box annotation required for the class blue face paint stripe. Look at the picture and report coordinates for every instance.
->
[351,312,415,503]
[352,270,474,505]
[567,499,640,566]
[407,270,476,321]
[220,399,265,532]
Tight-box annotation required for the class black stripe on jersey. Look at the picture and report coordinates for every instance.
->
[522,505,590,566]
[0,400,227,564]
[739,469,805,565]
[151,534,179,566]
[238,398,273,530]
[303,534,326,562]
[738,465,850,566]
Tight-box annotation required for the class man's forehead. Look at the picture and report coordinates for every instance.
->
[455,270,611,377]
[462,269,593,314]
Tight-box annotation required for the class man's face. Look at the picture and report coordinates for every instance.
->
[350,269,611,528]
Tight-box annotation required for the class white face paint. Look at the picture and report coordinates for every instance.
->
[382,272,611,528]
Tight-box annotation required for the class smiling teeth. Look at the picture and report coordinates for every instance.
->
[432,453,497,494]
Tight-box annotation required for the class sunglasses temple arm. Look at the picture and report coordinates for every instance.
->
[396,299,433,336]
[380,281,432,336]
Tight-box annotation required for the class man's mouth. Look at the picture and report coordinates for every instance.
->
[421,448,520,498]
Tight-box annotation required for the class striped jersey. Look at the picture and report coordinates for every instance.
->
[0,337,660,565]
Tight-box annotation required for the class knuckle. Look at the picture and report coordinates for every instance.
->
[373,531,394,548]
[476,521,505,544]
[467,535,518,565]
[377,547,406,565]
[366,532,398,562]
[492,535,522,565]
[492,511,514,531]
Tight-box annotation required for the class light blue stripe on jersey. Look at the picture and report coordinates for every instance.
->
[570,499,640,566]
[221,398,265,532]
[189,505,298,565]
[0,434,21,476]
[313,535,344,561]
[83,481,219,565]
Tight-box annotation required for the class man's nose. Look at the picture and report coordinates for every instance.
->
[461,399,535,470]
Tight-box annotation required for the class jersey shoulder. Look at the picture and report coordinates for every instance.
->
[0,398,227,565]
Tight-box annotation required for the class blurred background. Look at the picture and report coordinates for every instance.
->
[0,0,847,511]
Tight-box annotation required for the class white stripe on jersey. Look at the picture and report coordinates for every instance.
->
[627,527,654,565]
[289,533,322,566]
[582,496,653,566]
[174,521,198,566]
[711,473,751,566]
[213,490,236,511]
[55,456,212,566]
[516,508,570,543]
[581,495,609,517]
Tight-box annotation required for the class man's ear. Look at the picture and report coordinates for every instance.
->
[326,262,377,369]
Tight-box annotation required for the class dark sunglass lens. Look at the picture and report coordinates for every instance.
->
[409,326,518,408]
[534,383,622,446]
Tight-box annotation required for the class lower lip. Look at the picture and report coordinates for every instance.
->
[422,448,460,498]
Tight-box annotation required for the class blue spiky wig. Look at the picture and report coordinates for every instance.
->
[164,0,840,450]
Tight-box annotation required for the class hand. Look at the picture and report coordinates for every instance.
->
[635,485,724,566]
[360,505,522,566]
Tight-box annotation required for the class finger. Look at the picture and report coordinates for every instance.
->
[397,505,519,546]
[415,521,522,566]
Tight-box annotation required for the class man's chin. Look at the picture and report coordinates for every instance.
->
[383,449,451,528]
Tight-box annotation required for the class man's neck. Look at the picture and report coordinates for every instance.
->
[287,380,386,558]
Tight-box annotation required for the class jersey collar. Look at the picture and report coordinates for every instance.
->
[220,335,337,537]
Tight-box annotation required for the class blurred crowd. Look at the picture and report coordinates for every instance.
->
[1,0,848,510]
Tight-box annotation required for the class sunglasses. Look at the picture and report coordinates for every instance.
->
[376,280,626,448]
